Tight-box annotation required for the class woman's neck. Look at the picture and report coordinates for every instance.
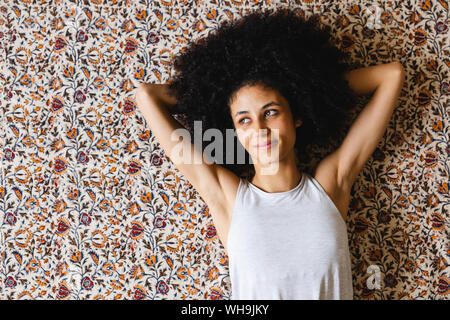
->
[250,151,301,193]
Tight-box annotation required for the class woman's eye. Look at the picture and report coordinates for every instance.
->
[239,118,249,125]
[239,110,277,125]
[265,109,277,117]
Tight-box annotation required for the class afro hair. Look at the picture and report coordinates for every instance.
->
[166,7,359,179]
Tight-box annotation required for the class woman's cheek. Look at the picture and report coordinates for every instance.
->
[236,128,254,148]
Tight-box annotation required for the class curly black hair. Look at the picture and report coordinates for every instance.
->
[166,7,359,179]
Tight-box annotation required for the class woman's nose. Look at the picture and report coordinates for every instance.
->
[253,117,270,135]
[250,121,271,146]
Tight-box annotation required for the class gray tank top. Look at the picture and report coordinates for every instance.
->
[227,172,353,300]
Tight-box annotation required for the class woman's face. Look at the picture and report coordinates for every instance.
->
[229,83,302,167]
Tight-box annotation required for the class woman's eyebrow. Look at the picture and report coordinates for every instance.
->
[234,101,279,119]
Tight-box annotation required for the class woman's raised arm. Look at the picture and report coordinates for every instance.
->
[134,83,239,245]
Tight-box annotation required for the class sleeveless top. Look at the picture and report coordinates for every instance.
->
[227,172,353,300]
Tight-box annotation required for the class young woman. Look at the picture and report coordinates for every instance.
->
[135,8,405,299]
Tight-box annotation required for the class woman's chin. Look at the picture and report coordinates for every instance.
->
[251,152,281,166]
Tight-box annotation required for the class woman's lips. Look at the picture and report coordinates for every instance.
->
[255,140,277,149]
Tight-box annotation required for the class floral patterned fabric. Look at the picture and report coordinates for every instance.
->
[0,0,449,300]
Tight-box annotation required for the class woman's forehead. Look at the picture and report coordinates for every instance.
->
[230,84,288,112]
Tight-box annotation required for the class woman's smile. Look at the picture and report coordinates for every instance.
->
[255,140,278,149]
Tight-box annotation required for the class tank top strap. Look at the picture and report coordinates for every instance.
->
[231,177,247,215]
[227,177,248,246]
